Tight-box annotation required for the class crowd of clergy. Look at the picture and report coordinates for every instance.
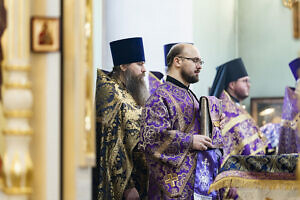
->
[92,37,300,200]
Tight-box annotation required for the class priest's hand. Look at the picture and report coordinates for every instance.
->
[192,135,213,151]
[124,187,140,200]
[220,113,226,129]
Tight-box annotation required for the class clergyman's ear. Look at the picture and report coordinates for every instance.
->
[228,81,235,90]
[173,56,181,67]
[120,64,128,72]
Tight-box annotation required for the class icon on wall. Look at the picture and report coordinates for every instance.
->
[31,17,60,52]
[251,97,284,127]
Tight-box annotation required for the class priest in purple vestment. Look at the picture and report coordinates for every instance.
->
[210,58,267,162]
[140,43,224,199]
[278,57,300,153]
[209,58,268,199]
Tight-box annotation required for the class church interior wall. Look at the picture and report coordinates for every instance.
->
[238,0,300,108]
[191,0,238,98]
[101,0,194,73]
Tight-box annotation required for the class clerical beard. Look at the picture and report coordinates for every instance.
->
[124,69,149,106]
[181,69,199,84]
[234,90,248,101]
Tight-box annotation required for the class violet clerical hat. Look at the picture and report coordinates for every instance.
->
[163,42,194,66]
[289,57,300,80]
[163,43,178,66]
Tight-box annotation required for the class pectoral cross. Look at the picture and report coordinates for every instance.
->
[164,173,178,187]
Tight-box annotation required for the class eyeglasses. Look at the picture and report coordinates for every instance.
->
[177,56,204,65]
[238,79,251,84]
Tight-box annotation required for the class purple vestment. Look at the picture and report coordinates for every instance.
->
[148,71,165,95]
[140,81,222,199]
[278,87,300,153]
[219,91,267,164]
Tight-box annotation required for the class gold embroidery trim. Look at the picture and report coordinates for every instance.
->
[155,86,197,197]
[149,71,163,82]
[154,88,195,160]
[97,101,122,125]
[281,113,300,130]
[221,134,264,167]
[154,131,177,159]
[209,176,297,194]
[160,155,197,197]
[213,121,220,127]
[221,114,249,136]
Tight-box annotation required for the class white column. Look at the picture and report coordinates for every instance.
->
[2,0,33,199]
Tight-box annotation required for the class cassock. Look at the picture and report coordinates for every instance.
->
[140,75,222,199]
[92,69,148,200]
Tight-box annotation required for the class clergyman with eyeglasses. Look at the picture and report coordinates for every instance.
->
[139,43,225,199]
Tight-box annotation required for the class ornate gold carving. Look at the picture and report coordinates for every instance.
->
[3,129,33,135]
[282,0,300,38]
[10,153,22,187]
[3,65,31,71]
[4,110,33,118]
[292,1,299,38]
[3,187,32,195]
[4,82,32,89]
[80,0,95,167]
[25,153,33,188]
[2,152,33,195]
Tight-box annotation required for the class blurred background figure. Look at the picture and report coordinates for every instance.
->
[278,57,300,154]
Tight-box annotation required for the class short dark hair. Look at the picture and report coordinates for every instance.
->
[166,44,185,70]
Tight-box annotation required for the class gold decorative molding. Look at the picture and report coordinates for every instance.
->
[2,0,33,198]
[25,153,33,187]
[3,187,32,195]
[4,110,33,118]
[292,1,300,38]
[4,82,32,89]
[3,129,33,135]
[0,178,3,190]
[3,65,31,71]
[2,152,33,195]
